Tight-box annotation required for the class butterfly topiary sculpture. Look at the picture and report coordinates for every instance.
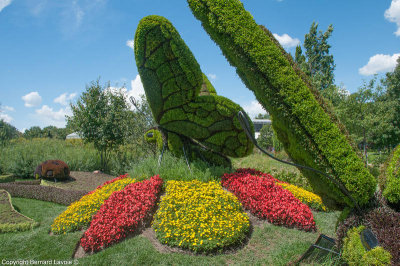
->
[134,15,255,168]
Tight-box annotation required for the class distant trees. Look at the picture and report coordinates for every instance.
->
[334,59,400,159]
[0,120,20,145]
[23,126,68,140]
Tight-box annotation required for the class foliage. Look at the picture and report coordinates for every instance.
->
[295,22,335,91]
[342,226,392,266]
[257,123,283,152]
[0,120,20,146]
[187,0,376,210]
[276,182,327,212]
[0,189,38,233]
[134,15,254,166]
[67,79,131,172]
[0,138,101,178]
[80,176,163,252]
[128,151,231,183]
[0,183,86,205]
[51,175,135,234]
[153,180,250,253]
[381,145,400,207]
[336,206,400,265]
[222,168,316,231]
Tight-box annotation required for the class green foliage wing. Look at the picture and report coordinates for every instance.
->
[187,0,376,208]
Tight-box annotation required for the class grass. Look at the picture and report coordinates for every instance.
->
[0,197,340,265]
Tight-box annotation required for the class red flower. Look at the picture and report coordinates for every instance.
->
[221,169,316,231]
[80,175,163,252]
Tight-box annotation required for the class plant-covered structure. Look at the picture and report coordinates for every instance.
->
[187,0,376,210]
[134,15,254,167]
[381,145,400,209]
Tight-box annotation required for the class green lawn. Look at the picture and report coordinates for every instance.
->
[0,197,340,265]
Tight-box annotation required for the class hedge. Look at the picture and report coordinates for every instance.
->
[381,145,400,207]
[342,226,391,266]
[0,183,86,206]
[187,0,376,209]
[0,189,39,233]
[134,15,254,165]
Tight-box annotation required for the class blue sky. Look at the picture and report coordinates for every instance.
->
[0,0,399,132]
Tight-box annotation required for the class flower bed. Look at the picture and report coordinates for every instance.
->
[276,182,327,211]
[221,169,316,231]
[80,175,163,252]
[0,183,86,205]
[152,180,250,252]
[51,175,135,234]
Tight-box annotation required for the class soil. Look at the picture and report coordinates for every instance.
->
[41,171,115,192]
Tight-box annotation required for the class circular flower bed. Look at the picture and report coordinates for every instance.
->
[152,180,250,253]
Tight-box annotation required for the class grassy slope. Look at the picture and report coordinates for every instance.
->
[0,197,340,265]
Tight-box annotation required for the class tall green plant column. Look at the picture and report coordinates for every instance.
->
[134,15,254,164]
[187,0,376,209]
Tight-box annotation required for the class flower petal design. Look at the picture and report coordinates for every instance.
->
[222,169,316,231]
[80,175,163,252]
[152,180,250,252]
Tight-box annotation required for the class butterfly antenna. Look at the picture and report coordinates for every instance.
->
[237,110,362,214]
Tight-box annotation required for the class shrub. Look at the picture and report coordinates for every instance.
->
[0,138,101,178]
[336,206,400,265]
[342,226,391,266]
[152,180,250,253]
[187,0,376,210]
[80,176,163,252]
[381,145,400,208]
[0,183,86,205]
[51,175,135,234]
[0,174,15,183]
[128,151,231,183]
[0,189,39,233]
[222,169,316,231]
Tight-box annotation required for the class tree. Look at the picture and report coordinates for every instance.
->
[67,80,131,172]
[295,22,335,92]
[255,113,270,119]
[0,120,20,145]
[381,57,400,147]
[23,126,43,139]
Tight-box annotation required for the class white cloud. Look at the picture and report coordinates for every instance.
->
[129,74,145,98]
[273,33,300,48]
[2,105,15,111]
[22,91,42,107]
[35,105,72,127]
[0,0,12,12]
[72,0,84,28]
[207,73,217,80]
[0,113,13,123]
[359,53,400,75]
[385,0,400,36]
[126,39,134,50]
[54,92,77,106]
[243,100,267,119]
